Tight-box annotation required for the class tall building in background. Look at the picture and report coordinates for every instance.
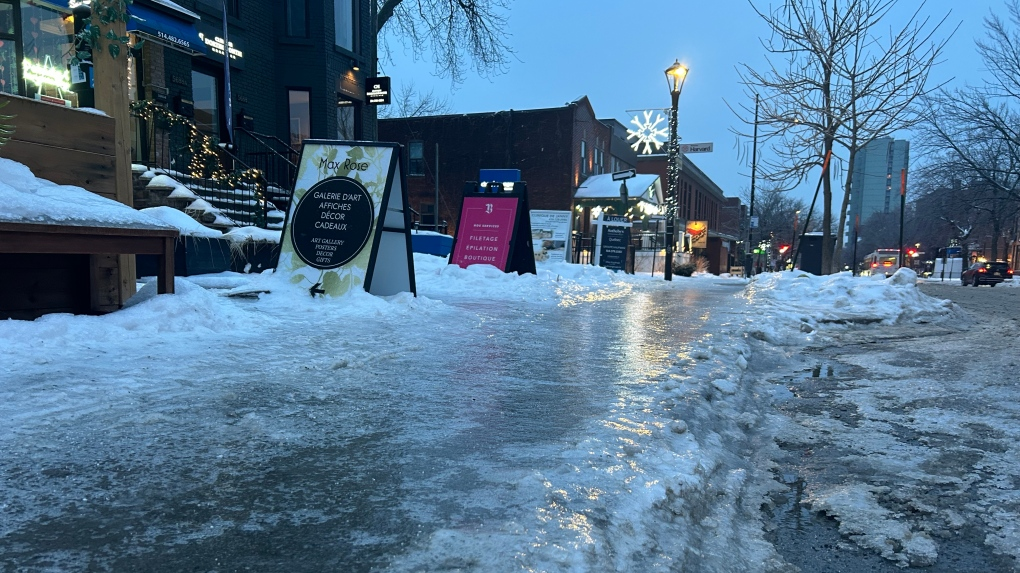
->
[849,137,910,226]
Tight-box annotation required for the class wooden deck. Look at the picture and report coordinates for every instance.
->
[0,222,178,319]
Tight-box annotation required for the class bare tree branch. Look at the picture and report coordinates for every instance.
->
[376,0,514,86]
[735,0,952,274]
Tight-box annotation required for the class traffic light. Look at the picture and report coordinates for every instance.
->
[778,244,790,254]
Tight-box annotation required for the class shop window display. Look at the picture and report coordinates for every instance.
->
[0,2,16,95]
[20,1,75,103]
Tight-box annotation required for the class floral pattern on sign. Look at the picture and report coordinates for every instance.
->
[278,142,394,297]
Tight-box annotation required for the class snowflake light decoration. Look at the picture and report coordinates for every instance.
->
[627,110,668,155]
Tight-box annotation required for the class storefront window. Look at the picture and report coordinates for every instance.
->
[0,2,12,95]
[20,1,74,100]
[289,89,310,148]
[0,2,14,35]
[0,40,15,94]
[337,101,354,140]
[192,70,220,137]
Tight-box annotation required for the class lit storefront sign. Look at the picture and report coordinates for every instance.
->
[23,57,71,93]
[199,33,243,61]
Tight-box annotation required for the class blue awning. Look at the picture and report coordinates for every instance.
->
[127,2,206,55]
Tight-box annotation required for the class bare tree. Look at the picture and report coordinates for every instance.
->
[741,183,815,246]
[376,81,451,119]
[376,0,514,86]
[914,1,1020,261]
[737,0,951,274]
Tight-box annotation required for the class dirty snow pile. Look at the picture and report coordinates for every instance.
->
[740,268,957,346]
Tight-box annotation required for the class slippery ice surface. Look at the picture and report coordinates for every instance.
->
[1,158,1007,569]
[0,259,969,571]
[1,257,784,571]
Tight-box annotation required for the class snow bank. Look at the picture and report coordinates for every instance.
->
[741,268,956,345]
[0,158,171,229]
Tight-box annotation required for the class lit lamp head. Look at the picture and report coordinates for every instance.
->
[665,60,689,96]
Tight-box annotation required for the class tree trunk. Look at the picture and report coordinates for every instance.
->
[376,0,402,32]
[822,153,832,274]
[833,150,856,271]
[991,219,1001,261]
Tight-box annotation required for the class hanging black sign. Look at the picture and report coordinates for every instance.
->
[290,177,375,269]
[366,77,391,106]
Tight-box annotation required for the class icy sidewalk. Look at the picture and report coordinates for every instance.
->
[0,259,788,572]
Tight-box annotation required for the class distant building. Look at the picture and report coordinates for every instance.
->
[378,96,614,234]
[850,137,910,225]
[380,98,742,273]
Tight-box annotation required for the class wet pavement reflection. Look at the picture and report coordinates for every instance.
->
[0,284,743,572]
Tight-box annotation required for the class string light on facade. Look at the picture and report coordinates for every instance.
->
[131,99,269,225]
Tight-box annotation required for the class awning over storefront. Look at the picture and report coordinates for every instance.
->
[574,173,663,205]
[127,1,206,55]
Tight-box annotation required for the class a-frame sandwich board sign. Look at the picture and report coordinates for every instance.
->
[448,181,536,275]
[276,140,416,297]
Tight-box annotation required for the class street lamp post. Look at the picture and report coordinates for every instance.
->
[664,60,688,281]
[745,94,759,278]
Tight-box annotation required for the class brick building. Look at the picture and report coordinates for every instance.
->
[379,97,743,273]
[637,154,741,274]
[378,97,617,235]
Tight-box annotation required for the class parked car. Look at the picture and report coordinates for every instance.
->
[961,261,1013,286]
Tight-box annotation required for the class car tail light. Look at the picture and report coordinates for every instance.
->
[979,267,987,273]
[1009,269,1014,276]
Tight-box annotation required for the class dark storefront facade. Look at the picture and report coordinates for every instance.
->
[0,0,377,176]
[137,0,378,149]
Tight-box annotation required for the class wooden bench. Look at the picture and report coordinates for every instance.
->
[0,222,178,319]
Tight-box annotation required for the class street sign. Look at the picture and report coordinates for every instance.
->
[678,142,713,154]
[612,168,636,181]
[750,216,759,229]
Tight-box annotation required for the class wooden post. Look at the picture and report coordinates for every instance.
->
[91,11,137,304]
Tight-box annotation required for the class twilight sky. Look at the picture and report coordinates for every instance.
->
[378,0,1006,209]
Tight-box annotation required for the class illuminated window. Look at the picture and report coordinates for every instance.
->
[20,1,74,99]
[580,140,588,176]
[289,89,311,147]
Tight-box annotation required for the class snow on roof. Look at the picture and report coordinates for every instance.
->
[574,173,663,204]
[0,158,174,230]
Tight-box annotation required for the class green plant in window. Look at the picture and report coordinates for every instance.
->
[71,0,135,65]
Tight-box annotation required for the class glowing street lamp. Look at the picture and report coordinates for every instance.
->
[664,60,688,281]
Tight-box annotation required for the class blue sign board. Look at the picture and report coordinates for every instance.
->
[479,169,520,183]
